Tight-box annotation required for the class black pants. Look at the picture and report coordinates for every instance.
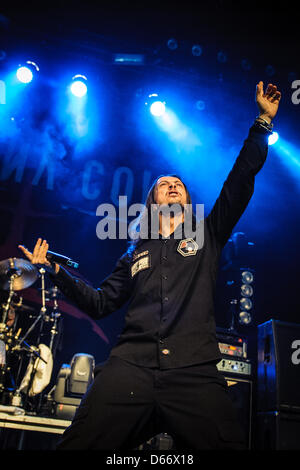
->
[56,356,246,450]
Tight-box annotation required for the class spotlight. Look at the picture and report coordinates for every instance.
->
[167,38,178,50]
[241,59,251,71]
[70,75,88,97]
[17,67,32,83]
[268,132,279,146]
[241,271,253,284]
[241,284,253,297]
[240,297,252,311]
[145,93,166,117]
[196,100,205,111]
[192,45,202,57]
[237,268,254,327]
[217,51,227,63]
[265,64,275,77]
[16,61,39,84]
[150,101,166,116]
[239,311,252,325]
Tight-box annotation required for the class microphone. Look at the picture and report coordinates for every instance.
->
[46,250,79,269]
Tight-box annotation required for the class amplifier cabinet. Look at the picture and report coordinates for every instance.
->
[223,376,252,449]
[256,411,300,450]
[257,319,300,412]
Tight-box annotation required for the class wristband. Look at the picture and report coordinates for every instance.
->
[254,116,274,134]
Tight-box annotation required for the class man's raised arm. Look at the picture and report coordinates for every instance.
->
[207,81,281,247]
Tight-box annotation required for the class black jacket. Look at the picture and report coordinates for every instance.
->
[51,125,269,369]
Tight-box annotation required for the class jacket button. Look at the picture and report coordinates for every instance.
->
[163,296,169,302]
[162,349,170,355]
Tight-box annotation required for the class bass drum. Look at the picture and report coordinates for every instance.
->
[18,344,53,396]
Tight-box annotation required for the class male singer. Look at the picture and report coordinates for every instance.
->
[19,81,281,450]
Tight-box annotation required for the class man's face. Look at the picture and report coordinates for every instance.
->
[154,176,188,206]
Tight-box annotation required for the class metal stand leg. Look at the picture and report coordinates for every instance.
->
[17,430,25,450]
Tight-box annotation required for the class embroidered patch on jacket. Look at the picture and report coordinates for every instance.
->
[131,255,151,278]
[132,250,149,261]
[177,238,199,257]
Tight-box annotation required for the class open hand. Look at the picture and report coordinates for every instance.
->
[18,238,57,272]
[256,81,281,122]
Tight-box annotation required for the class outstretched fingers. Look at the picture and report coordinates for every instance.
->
[271,90,281,103]
[264,83,281,102]
[18,244,33,262]
[256,81,264,96]
[32,239,47,264]
[40,241,49,261]
[18,238,50,265]
[32,238,42,261]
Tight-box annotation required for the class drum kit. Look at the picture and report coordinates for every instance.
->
[0,257,62,414]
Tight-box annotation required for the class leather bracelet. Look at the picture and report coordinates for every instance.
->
[254,117,274,134]
[256,115,273,126]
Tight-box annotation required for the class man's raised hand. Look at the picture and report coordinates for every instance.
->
[18,238,59,273]
[256,81,281,123]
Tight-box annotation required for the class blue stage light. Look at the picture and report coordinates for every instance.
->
[145,94,166,117]
[70,75,88,98]
[150,101,166,117]
[70,81,87,97]
[268,131,279,146]
[16,66,33,83]
[16,61,39,84]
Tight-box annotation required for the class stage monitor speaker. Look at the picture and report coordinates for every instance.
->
[257,319,300,412]
[257,411,300,450]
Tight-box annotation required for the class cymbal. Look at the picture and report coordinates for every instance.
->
[0,258,38,291]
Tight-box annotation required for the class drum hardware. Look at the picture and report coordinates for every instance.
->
[11,298,35,312]
[0,339,6,394]
[11,268,50,410]
[46,286,62,353]
[0,260,55,411]
[0,260,32,402]
[15,268,50,346]
[0,254,65,416]
[0,257,39,381]
[1,261,23,327]
[37,286,62,359]
[0,258,38,292]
